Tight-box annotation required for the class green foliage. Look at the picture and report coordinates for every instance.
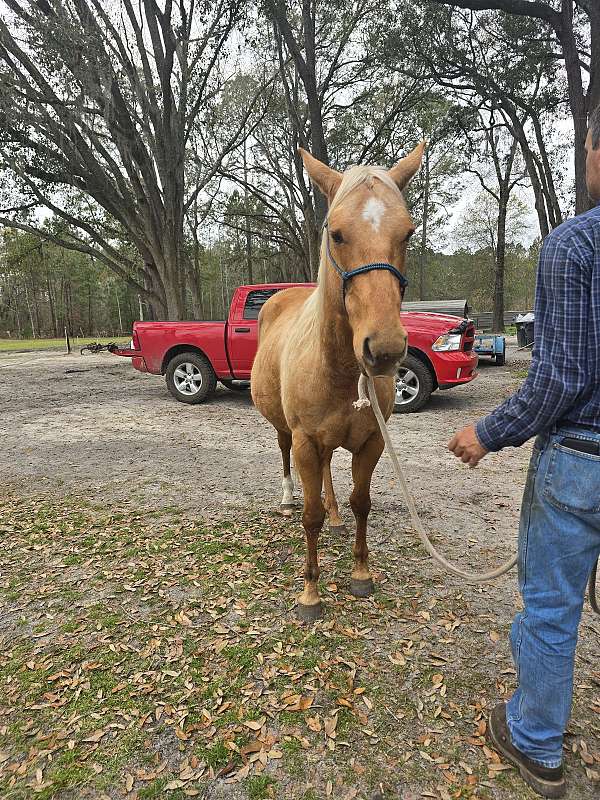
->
[0,0,573,326]
[406,239,537,312]
[246,774,277,799]
[0,228,138,338]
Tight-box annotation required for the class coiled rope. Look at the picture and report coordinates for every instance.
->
[364,375,518,583]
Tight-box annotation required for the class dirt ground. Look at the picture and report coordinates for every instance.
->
[0,346,598,800]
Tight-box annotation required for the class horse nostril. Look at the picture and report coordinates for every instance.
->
[363,337,376,366]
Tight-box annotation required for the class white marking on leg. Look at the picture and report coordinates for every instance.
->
[362,197,386,232]
[281,474,294,505]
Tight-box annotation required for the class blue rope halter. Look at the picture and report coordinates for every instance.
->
[323,220,409,302]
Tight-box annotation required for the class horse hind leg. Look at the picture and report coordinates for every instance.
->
[323,453,347,535]
[277,430,295,516]
[348,433,384,598]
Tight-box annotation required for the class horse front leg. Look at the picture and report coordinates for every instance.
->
[349,433,384,598]
[323,452,347,535]
[292,430,326,622]
[277,430,295,516]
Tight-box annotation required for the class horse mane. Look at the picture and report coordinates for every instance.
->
[287,166,404,357]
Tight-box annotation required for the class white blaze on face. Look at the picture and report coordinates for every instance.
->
[361,197,386,232]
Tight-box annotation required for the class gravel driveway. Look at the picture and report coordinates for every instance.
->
[0,345,598,800]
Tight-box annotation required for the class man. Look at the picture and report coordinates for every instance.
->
[449,109,600,800]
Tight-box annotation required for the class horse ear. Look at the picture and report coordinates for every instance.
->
[388,141,426,190]
[299,148,342,200]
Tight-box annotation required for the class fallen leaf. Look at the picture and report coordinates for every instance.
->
[83,729,106,743]
[324,715,338,738]
[243,717,266,731]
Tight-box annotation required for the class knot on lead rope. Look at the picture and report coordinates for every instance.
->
[353,373,371,409]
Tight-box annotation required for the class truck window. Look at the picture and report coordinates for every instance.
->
[243,289,278,320]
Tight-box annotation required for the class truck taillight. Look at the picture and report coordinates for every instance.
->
[132,331,140,350]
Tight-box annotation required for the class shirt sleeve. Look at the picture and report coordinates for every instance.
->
[475,233,591,452]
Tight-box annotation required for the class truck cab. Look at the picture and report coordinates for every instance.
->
[111,283,478,412]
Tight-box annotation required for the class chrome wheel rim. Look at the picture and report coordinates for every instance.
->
[395,367,420,405]
[173,363,203,395]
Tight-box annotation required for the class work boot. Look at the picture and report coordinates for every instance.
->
[487,703,566,799]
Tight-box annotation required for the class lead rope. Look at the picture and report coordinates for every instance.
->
[590,561,599,615]
[363,375,518,582]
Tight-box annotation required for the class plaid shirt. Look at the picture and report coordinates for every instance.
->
[476,203,600,452]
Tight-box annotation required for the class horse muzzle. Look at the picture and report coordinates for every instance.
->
[362,335,407,377]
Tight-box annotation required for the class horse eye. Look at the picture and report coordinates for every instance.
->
[405,229,415,242]
[331,230,344,244]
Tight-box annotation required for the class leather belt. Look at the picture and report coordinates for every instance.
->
[561,436,600,456]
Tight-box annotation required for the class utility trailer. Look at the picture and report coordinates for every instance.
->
[472,334,506,365]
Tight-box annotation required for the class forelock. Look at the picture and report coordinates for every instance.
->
[329,165,402,214]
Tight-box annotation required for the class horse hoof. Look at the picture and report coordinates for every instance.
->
[296,601,324,622]
[329,524,348,536]
[279,503,295,517]
[350,578,374,598]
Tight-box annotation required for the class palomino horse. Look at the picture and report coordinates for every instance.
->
[251,144,424,621]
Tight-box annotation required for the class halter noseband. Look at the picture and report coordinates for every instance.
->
[323,220,409,302]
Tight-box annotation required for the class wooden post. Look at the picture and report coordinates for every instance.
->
[64,325,71,354]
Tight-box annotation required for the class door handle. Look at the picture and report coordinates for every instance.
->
[234,327,251,333]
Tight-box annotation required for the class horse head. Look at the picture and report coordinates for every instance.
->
[300,143,424,377]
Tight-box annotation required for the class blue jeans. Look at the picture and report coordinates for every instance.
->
[506,426,600,768]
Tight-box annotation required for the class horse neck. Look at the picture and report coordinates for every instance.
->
[316,268,359,377]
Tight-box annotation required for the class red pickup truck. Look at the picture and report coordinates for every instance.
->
[111,283,478,412]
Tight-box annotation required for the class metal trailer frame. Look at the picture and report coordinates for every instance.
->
[473,333,506,365]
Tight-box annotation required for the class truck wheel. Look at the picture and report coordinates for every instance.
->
[393,353,433,413]
[495,343,506,366]
[220,380,250,392]
[165,352,217,404]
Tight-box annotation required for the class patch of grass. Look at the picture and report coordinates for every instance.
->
[8,664,51,702]
[95,729,152,787]
[246,773,277,799]
[138,776,185,799]
[334,707,355,737]
[196,739,231,770]
[0,336,129,352]
[222,643,259,672]
[281,738,305,778]
[59,588,82,603]
[62,553,85,566]
[60,643,87,666]
[84,603,123,629]
[36,750,94,799]
[300,790,321,800]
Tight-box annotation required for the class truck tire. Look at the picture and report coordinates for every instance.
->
[393,353,434,414]
[165,351,217,404]
[495,342,506,366]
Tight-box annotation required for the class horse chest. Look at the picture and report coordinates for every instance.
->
[283,393,386,454]
[341,413,382,453]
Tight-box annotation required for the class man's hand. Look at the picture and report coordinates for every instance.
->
[448,424,489,468]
